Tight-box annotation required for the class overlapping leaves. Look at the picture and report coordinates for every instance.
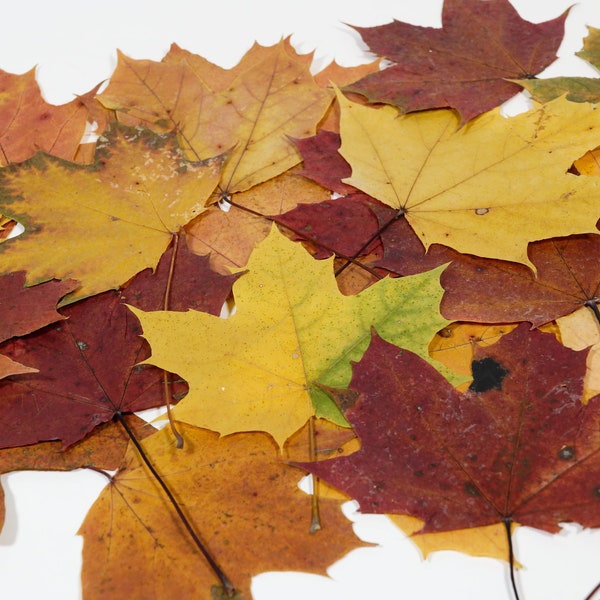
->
[0,4,599,600]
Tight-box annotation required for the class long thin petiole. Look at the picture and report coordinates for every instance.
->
[583,580,600,600]
[114,411,236,596]
[308,416,321,533]
[162,232,184,449]
[503,517,521,600]
[334,208,404,277]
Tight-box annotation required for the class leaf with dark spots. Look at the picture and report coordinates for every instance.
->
[345,0,569,121]
[292,323,600,535]
[469,357,509,393]
[0,238,236,449]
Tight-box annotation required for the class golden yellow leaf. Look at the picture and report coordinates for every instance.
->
[557,306,600,402]
[429,322,518,378]
[389,515,511,562]
[337,90,600,269]
[80,423,364,599]
[130,225,452,446]
[0,125,221,301]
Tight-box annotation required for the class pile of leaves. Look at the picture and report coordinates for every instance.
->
[0,0,599,598]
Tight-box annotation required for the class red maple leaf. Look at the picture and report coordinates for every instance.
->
[345,0,568,121]
[293,324,600,534]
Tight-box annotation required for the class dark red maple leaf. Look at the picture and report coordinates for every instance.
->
[345,0,568,122]
[0,238,237,449]
[293,324,600,534]
[0,273,78,377]
[441,233,600,327]
[293,130,356,196]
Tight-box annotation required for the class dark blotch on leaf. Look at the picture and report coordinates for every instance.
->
[469,357,509,393]
[464,481,481,497]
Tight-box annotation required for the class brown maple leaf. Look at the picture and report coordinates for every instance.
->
[79,424,365,599]
[440,234,600,327]
[0,68,92,165]
[345,0,568,121]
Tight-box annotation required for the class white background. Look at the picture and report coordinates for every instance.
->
[1,1,600,599]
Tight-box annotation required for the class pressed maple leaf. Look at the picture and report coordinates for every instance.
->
[0,238,236,449]
[440,234,600,327]
[185,165,329,274]
[0,124,222,302]
[337,90,600,269]
[345,0,568,122]
[79,423,365,600]
[99,42,332,195]
[515,26,600,104]
[0,272,78,378]
[0,68,92,165]
[557,307,600,403]
[293,324,600,537]
[0,414,152,531]
[130,225,454,447]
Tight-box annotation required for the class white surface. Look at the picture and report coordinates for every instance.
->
[0,1,599,599]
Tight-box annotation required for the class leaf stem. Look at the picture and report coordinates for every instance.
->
[582,580,600,600]
[584,298,600,326]
[308,416,321,534]
[162,232,184,449]
[333,207,403,277]
[503,517,521,600]
[114,411,236,596]
[220,195,382,279]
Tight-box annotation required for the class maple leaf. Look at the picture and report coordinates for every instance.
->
[129,225,453,447]
[293,324,600,537]
[0,415,152,531]
[79,423,365,599]
[98,42,332,194]
[186,165,329,274]
[0,68,92,165]
[0,272,78,378]
[515,26,600,104]
[0,124,222,301]
[336,90,600,269]
[0,239,236,449]
[440,234,600,327]
[557,307,600,403]
[345,0,568,122]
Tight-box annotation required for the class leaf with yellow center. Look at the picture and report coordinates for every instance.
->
[130,226,453,447]
[337,89,600,270]
[0,125,222,302]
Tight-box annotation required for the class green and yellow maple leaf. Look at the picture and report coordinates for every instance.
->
[0,125,222,302]
[129,226,453,446]
[336,89,600,270]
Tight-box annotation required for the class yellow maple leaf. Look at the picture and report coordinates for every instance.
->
[129,226,452,447]
[336,90,600,269]
[0,125,221,302]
